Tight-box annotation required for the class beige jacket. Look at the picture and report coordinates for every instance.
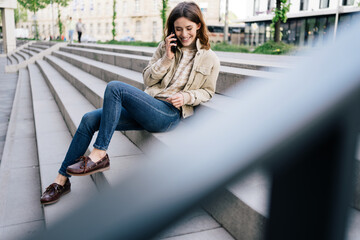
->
[143,39,220,118]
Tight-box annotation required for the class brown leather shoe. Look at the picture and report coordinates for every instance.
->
[66,154,110,176]
[40,179,71,205]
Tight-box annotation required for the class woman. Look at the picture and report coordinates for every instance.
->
[40,1,220,205]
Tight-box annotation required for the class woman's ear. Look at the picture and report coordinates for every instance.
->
[196,23,201,30]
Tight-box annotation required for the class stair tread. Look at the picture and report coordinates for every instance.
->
[28,63,97,228]
[0,68,45,239]
[53,50,144,85]
[63,45,282,77]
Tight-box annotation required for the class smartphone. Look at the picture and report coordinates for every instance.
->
[170,33,177,53]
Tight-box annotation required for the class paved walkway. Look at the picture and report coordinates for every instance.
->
[0,57,17,163]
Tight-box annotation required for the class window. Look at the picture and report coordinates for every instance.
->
[97,3,101,14]
[123,22,127,34]
[267,0,275,12]
[253,0,260,15]
[122,1,127,15]
[98,23,101,34]
[135,20,141,34]
[342,0,354,5]
[90,23,93,34]
[153,0,158,11]
[152,21,157,42]
[135,0,140,13]
[300,0,309,11]
[106,23,110,34]
[319,0,329,9]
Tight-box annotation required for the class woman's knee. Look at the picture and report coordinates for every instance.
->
[79,110,101,133]
[106,81,125,93]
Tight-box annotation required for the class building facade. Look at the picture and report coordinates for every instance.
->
[236,0,360,47]
[17,0,221,42]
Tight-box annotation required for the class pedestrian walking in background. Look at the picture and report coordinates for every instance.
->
[66,16,76,44]
[76,18,85,43]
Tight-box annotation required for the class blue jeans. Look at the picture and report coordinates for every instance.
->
[59,81,181,177]
[69,30,74,42]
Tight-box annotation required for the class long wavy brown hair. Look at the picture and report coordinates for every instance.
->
[164,1,210,50]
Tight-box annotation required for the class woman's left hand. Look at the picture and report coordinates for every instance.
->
[166,93,184,108]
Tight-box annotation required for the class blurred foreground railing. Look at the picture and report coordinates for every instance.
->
[28,20,360,240]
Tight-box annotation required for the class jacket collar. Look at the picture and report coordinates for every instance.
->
[196,38,202,51]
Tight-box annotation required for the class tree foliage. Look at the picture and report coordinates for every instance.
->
[17,0,50,13]
[52,0,70,37]
[271,0,290,42]
[14,3,28,25]
[161,0,168,37]
[17,0,50,39]
[112,0,117,41]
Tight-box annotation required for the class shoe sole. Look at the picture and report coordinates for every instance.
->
[66,166,110,176]
[41,189,71,205]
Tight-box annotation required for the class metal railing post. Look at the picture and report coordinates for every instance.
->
[266,98,360,240]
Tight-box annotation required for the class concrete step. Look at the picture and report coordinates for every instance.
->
[11,53,24,64]
[30,44,50,50]
[26,46,41,54]
[20,49,33,57]
[16,51,29,61]
[0,70,17,161]
[38,56,235,239]
[33,41,57,47]
[54,47,281,96]
[0,68,45,240]
[27,63,98,228]
[60,46,150,73]
[69,43,295,71]
[6,56,13,65]
[8,55,18,65]
[69,42,154,57]
[52,50,145,90]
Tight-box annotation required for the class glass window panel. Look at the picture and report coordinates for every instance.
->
[319,0,329,9]
[305,18,316,46]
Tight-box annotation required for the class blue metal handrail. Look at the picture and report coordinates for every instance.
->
[27,19,360,240]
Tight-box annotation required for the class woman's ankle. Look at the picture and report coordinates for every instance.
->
[54,174,68,186]
[88,148,107,163]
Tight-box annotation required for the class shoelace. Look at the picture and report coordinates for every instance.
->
[79,156,89,170]
[44,183,62,194]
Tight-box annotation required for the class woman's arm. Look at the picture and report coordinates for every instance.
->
[142,34,178,87]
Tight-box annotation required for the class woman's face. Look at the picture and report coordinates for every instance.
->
[174,17,201,47]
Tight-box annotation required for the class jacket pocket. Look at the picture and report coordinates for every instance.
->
[191,66,211,89]
[195,66,211,76]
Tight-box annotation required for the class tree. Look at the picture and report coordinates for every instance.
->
[161,0,168,37]
[52,0,70,38]
[17,0,50,39]
[14,3,28,26]
[271,0,290,43]
[112,0,117,41]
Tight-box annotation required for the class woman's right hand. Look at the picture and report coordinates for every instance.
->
[165,33,177,59]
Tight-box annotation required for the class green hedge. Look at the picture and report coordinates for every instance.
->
[211,42,251,53]
[253,41,295,55]
[100,40,159,47]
